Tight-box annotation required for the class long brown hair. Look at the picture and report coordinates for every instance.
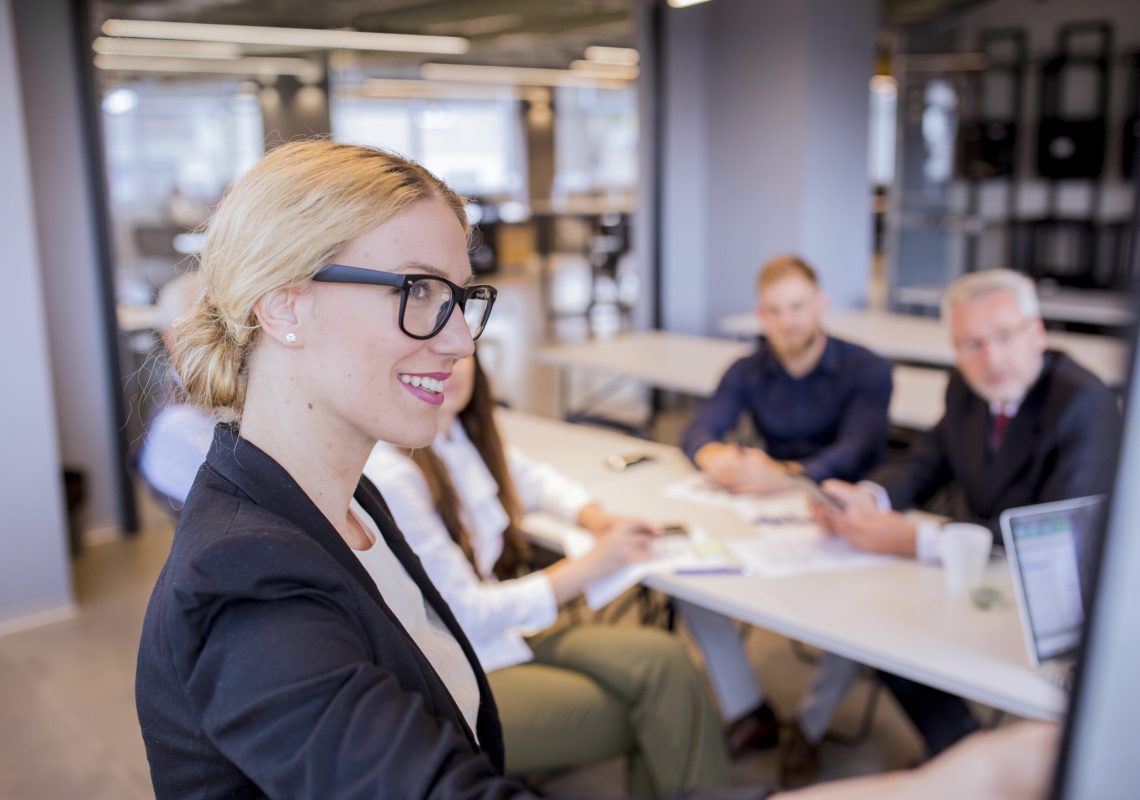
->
[408,355,533,580]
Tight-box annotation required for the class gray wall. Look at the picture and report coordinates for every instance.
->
[0,0,74,628]
[13,0,123,537]
[657,0,877,333]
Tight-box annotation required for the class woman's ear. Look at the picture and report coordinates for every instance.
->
[254,286,304,347]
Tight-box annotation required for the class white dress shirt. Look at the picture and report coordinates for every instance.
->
[349,497,481,740]
[362,420,594,673]
[861,394,1025,564]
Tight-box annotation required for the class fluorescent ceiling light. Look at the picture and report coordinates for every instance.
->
[100,19,469,55]
[92,36,242,59]
[93,54,323,82]
[584,46,639,65]
[357,78,515,99]
[667,0,714,7]
[421,63,634,88]
[568,60,639,80]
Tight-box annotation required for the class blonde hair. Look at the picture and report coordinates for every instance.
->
[171,140,467,423]
[757,255,819,290]
[941,268,1040,321]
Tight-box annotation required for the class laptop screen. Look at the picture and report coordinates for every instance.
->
[1006,497,1104,662]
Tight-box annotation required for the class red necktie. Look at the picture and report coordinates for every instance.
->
[992,411,1011,450]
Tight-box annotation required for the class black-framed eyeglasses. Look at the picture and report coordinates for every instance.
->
[312,264,497,341]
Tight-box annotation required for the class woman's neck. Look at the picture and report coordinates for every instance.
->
[438,412,459,441]
[240,371,374,549]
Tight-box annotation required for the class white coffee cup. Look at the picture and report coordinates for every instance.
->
[938,523,993,595]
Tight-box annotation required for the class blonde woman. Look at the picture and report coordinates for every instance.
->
[134,141,527,797]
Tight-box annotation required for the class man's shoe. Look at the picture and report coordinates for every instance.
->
[779,722,820,789]
[726,702,781,757]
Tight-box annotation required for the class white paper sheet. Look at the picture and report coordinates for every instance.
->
[661,475,812,524]
[724,526,894,578]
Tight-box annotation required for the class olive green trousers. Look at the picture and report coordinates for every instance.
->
[488,623,733,800]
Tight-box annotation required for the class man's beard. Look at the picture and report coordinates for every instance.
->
[772,326,823,361]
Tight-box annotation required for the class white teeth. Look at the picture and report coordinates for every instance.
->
[399,374,443,393]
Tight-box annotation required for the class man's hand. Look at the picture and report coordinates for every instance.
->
[818,479,878,511]
[694,443,795,495]
[810,491,918,556]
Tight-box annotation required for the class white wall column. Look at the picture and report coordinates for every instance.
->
[0,0,75,630]
[13,0,126,537]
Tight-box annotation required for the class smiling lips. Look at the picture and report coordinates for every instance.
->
[398,372,449,407]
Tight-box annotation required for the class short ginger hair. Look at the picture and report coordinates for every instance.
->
[757,255,819,290]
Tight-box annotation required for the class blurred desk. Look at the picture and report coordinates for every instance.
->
[499,409,1066,721]
[717,308,1127,387]
[537,331,947,430]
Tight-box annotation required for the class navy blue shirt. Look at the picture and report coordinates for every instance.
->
[682,336,893,482]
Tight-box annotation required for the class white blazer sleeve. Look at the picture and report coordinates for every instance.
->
[507,447,593,522]
[364,450,558,641]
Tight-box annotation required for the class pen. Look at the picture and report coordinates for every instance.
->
[674,566,746,576]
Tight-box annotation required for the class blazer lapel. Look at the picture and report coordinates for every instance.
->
[355,477,506,770]
[205,427,500,764]
[981,358,1057,508]
[952,391,992,493]
[204,425,388,607]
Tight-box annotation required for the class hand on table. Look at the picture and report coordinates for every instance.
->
[579,505,661,539]
[818,479,878,511]
[584,523,656,575]
[697,443,795,495]
[810,480,917,556]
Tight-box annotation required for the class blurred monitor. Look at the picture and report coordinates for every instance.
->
[1053,171,1140,798]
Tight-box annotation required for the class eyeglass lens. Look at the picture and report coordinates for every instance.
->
[403,277,492,339]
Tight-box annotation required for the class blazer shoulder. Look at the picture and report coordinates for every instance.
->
[1043,352,1117,419]
[164,478,359,631]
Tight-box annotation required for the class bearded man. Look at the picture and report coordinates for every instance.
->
[682,255,893,493]
[676,255,893,759]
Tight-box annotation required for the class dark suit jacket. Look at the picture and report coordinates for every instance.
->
[136,424,529,799]
[871,350,1121,532]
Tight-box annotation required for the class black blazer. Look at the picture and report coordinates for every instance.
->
[136,424,529,799]
[872,350,1121,532]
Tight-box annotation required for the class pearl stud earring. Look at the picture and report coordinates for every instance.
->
[285,332,297,344]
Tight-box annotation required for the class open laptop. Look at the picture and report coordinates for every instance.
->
[999,495,1105,692]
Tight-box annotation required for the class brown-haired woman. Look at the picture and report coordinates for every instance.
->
[361,353,738,799]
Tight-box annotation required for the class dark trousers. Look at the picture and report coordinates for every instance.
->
[877,670,981,755]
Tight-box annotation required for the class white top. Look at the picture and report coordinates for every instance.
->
[139,403,216,503]
[349,498,481,741]
[362,421,593,673]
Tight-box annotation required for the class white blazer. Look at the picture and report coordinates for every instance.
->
[362,420,593,673]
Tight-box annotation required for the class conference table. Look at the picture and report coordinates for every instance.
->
[499,408,1067,721]
[537,330,950,431]
[716,308,1127,388]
